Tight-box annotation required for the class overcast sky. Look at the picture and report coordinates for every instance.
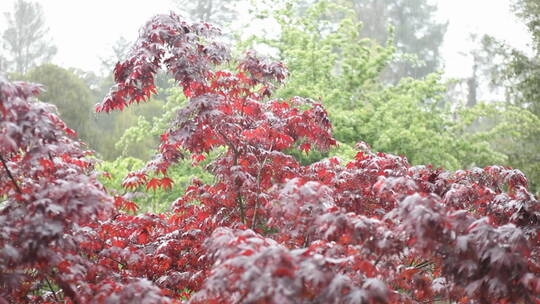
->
[0,0,532,79]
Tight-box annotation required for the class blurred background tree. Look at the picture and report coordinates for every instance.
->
[279,0,447,83]
[341,0,447,82]
[172,0,242,25]
[2,0,57,74]
[474,0,540,193]
[23,64,95,143]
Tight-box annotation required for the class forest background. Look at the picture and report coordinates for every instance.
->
[1,0,539,211]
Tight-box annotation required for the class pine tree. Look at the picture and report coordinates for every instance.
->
[341,0,447,82]
[2,0,57,74]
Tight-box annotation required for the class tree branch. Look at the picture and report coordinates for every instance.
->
[45,277,59,302]
[0,154,22,195]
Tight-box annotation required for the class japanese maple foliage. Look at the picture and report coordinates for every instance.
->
[0,76,175,304]
[0,75,106,302]
[2,11,540,304]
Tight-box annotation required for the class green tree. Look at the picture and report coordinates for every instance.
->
[97,87,214,212]
[283,0,447,82]
[89,95,167,160]
[2,0,57,74]
[22,64,165,161]
[67,36,173,160]
[472,1,540,116]
[23,64,95,142]
[15,64,138,160]
[472,0,540,193]
[513,0,540,51]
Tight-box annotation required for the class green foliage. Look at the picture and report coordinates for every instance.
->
[286,140,356,166]
[468,1,540,193]
[115,87,186,160]
[99,87,218,212]
[114,116,155,159]
[97,156,213,213]
[251,0,394,104]
[23,64,95,143]
[11,63,168,161]
[260,0,447,83]
[457,103,540,193]
[481,35,540,118]
[87,77,170,160]
[512,0,540,51]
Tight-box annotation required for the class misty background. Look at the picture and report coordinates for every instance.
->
[0,0,539,209]
[0,1,531,78]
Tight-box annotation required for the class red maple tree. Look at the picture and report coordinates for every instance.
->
[1,13,539,304]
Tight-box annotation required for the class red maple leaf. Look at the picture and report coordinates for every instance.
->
[146,177,161,191]
[160,177,174,191]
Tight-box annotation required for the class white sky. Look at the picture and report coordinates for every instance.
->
[0,0,533,79]
[435,0,532,78]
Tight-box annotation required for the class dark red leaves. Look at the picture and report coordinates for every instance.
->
[300,142,311,153]
[0,76,114,302]
[95,12,229,113]
[114,196,140,213]
[191,154,206,166]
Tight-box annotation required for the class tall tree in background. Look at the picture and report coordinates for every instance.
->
[513,0,540,51]
[475,0,540,116]
[503,0,540,191]
[461,0,540,193]
[462,34,501,107]
[23,64,94,143]
[501,0,540,116]
[99,36,132,74]
[173,0,241,25]
[340,0,447,82]
[2,0,57,74]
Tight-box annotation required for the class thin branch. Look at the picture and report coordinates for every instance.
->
[50,271,81,304]
[251,150,270,230]
[237,195,246,225]
[105,255,128,269]
[303,234,311,247]
[45,277,59,302]
[0,154,22,195]
[216,128,246,224]
[373,253,384,267]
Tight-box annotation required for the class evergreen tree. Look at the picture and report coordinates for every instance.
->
[461,1,540,193]
[504,0,540,116]
[336,0,447,82]
[513,0,540,51]
[2,0,57,74]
